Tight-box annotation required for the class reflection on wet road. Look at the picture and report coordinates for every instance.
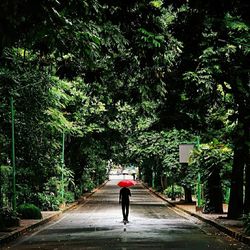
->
[5,178,250,249]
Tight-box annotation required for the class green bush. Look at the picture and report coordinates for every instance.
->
[0,165,11,208]
[0,208,20,229]
[16,183,39,206]
[74,186,82,199]
[81,174,95,192]
[163,185,184,199]
[37,192,60,211]
[64,191,75,203]
[17,203,42,219]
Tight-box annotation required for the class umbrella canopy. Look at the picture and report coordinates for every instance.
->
[117,179,136,188]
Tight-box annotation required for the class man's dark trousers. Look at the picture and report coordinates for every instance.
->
[122,201,129,221]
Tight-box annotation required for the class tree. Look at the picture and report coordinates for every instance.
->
[190,142,232,213]
[172,0,250,218]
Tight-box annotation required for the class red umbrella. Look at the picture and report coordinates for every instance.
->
[117,179,136,188]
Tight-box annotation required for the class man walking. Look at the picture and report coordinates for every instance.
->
[119,187,131,223]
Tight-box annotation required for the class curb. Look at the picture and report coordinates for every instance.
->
[0,212,62,246]
[0,180,108,246]
[141,182,250,246]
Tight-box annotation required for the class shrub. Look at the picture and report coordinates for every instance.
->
[74,186,82,199]
[16,183,39,206]
[0,208,20,229]
[37,192,60,211]
[0,165,11,208]
[64,191,75,203]
[17,203,42,219]
[163,185,184,199]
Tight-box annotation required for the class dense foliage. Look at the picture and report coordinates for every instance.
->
[0,0,249,221]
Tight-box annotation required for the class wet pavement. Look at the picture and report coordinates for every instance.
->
[2,178,250,250]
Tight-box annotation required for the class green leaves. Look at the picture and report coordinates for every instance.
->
[45,108,73,133]
[45,77,73,133]
[0,0,249,212]
[150,0,163,9]
[45,76,108,136]
[225,13,250,33]
[138,28,164,48]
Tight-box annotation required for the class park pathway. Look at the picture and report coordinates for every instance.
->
[3,177,249,249]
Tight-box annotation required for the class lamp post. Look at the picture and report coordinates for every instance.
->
[61,131,65,199]
[11,96,16,211]
[9,82,46,211]
[195,137,202,208]
[197,172,202,207]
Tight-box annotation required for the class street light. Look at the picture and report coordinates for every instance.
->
[11,96,16,211]
[61,131,65,200]
[195,137,201,208]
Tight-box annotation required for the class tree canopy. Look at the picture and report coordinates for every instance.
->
[0,0,249,219]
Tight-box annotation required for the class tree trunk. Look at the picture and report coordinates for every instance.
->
[155,173,162,191]
[228,146,244,218]
[245,161,250,214]
[203,167,223,214]
[244,121,250,213]
[184,187,193,203]
[228,74,249,218]
[142,159,153,186]
[154,158,163,191]
[138,166,142,180]
[161,174,167,190]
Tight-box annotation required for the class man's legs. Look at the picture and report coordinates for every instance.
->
[122,202,126,220]
[125,202,129,221]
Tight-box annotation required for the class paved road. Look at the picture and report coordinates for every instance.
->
[4,179,250,249]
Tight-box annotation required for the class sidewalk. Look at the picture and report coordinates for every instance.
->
[145,185,250,246]
[0,181,107,246]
